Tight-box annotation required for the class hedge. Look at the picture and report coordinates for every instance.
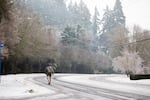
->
[130,74,150,80]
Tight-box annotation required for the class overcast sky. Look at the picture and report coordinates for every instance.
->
[67,0,150,30]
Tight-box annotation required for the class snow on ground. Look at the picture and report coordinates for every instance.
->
[0,74,55,99]
[0,74,150,99]
[58,74,150,96]
[106,74,150,85]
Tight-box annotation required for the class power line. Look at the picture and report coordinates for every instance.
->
[106,36,150,49]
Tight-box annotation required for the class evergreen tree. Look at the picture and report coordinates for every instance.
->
[78,0,91,29]
[61,26,79,45]
[49,0,68,26]
[92,6,100,36]
[99,6,114,52]
[68,2,79,26]
[68,0,91,30]
[101,6,115,34]
[113,0,125,26]
[99,0,126,53]
[91,6,100,51]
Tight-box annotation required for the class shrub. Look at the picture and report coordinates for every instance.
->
[130,74,150,80]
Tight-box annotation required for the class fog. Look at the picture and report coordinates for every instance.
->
[0,0,150,74]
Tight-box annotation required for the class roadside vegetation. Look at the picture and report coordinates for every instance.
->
[0,0,150,75]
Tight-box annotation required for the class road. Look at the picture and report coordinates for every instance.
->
[26,74,150,100]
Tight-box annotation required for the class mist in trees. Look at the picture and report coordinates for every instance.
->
[99,0,125,53]
[1,0,150,74]
[1,0,61,74]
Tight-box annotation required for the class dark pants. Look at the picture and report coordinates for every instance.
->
[46,72,52,85]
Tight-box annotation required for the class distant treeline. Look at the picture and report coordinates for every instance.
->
[1,0,149,75]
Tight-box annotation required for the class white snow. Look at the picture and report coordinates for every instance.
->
[0,74,55,99]
[106,75,150,85]
[57,74,150,96]
[0,74,150,99]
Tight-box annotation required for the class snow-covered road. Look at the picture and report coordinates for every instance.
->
[0,74,150,100]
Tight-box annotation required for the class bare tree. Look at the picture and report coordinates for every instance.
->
[106,26,129,58]
[127,25,150,74]
[112,49,144,74]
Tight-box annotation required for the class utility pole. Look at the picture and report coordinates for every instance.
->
[0,41,4,83]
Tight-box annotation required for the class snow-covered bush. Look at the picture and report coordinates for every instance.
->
[112,49,144,74]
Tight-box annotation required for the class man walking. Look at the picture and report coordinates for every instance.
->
[45,63,54,85]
